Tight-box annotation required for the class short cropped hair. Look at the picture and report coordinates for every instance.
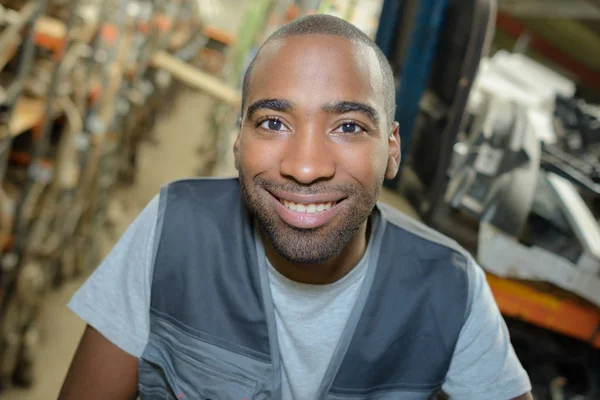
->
[241,14,396,127]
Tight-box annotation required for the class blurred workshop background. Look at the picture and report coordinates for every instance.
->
[0,0,599,399]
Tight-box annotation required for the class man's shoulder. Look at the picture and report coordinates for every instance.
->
[377,201,481,318]
[376,202,481,341]
[160,177,241,204]
[157,177,250,234]
[163,176,240,192]
[377,201,471,262]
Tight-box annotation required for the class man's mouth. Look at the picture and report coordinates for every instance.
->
[263,190,347,229]
[278,199,341,214]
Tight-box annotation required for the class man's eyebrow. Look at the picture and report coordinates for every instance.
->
[246,98,294,119]
[321,101,380,125]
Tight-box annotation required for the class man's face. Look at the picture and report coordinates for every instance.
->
[235,35,400,264]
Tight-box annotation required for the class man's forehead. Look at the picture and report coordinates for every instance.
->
[248,34,385,116]
[258,34,378,71]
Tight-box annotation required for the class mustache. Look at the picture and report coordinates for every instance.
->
[253,177,359,196]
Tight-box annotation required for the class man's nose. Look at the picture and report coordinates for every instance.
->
[280,127,335,184]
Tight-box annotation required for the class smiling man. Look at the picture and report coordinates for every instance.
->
[59,14,532,400]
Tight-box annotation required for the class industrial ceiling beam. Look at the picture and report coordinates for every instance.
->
[499,0,600,19]
[496,11,600,94]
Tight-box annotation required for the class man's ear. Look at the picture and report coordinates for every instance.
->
[233,121,242,171]
[385,122,401,180]
[233,134,241,171]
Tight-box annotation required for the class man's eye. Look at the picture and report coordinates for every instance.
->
[259,118,287,131]
[333,122,365,134]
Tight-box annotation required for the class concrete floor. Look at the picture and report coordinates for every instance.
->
[1,90,220,400]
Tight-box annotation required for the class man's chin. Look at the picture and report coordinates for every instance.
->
[263,220,351,264]
[271,241,340,265]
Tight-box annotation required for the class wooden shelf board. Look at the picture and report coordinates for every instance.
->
[151,50,241,107]
[202,25,233,46]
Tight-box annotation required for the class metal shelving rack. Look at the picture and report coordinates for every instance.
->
[0,0,208,391]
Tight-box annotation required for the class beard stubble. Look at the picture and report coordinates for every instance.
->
[239,172,382,264]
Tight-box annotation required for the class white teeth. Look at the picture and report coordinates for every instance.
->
[285,200,297,211]
[280,199,336,213]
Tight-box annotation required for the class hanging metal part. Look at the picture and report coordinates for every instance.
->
[0,1,38,74]
[0,1,41,138]
[11,0,78,260]
[25,95,83,262]
[117,0,163,185]
[33,0,121,281]
[130,0,159,92]
[97,0,177,216]
[81,0,129,270]
[0,4,43,197]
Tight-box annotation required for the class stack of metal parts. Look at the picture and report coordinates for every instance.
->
[0,0,205,391]
[442,92,600,308]
[543,95,600,199]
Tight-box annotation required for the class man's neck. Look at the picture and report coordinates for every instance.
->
[262,220,370,285]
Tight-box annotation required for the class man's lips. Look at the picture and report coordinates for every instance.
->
[265,190,347,229]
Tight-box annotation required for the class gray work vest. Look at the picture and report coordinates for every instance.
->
[138,178,471,400]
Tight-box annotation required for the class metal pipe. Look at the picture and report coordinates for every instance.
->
[0,1,38,72]
[29,0,80,170]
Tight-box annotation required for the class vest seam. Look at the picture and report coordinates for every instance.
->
[318,211,386,397]
[253,221,283,397]
[150,308,271,363]
[140,184,170,361]
[149,183,170,298]
[330,379,444,394]
[463,257,476,326]
[427,297,452,355]
[151,184,168,261]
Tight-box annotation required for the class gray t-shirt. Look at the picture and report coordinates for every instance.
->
[68,196,531,399]
[269,253,368,400]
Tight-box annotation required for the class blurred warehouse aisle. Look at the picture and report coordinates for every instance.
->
[1,90,220,400]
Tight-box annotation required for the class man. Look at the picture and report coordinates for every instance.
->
[59,14,532,400]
